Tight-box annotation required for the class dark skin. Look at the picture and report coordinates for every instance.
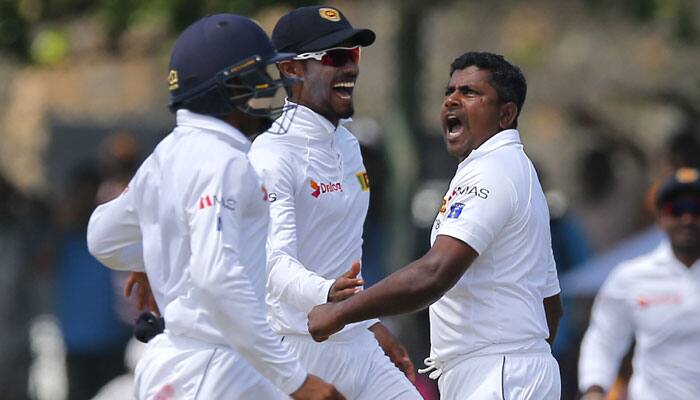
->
[582,192,700,398]
[657,194,700,267]
[278,53,416,381]
[308,66,563,346]
[277,54,359,126]
[441,66,517,161]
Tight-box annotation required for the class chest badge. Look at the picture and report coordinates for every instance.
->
[356,172,370,191]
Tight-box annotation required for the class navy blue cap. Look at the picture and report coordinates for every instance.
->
[272,6,375,53]
[168,14,294,108]
[656,167,700,207]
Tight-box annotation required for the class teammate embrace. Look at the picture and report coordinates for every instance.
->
[88,5,562,400]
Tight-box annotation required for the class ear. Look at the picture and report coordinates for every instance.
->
[277,60,304,79]
[498,102,518,130]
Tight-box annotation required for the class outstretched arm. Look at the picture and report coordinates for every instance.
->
[308,234,478,341]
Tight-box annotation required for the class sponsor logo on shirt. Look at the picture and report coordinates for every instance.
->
[356,172,370,191]
[310,178,343,198]
[439,185,489,214]
[636,294,682,308]
[155,383,175,400]
[198,194,236,210]
[452,185,490,200]
[447,203,464,219]
[263,185,278,202]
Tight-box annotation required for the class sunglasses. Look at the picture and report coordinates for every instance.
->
[660,198,700,217]
[293,46,361,67]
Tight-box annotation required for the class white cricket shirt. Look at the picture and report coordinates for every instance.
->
[579,241,700,399]
[429,129,560,368]
[249,102,377,339]
[87,109,307,394]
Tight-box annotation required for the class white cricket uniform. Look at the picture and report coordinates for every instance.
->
[427,129,561,399]
[249,103,420,400]
[579,241,700,400]
[87,110,307,399]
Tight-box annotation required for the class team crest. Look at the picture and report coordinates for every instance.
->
[439,197,447,214]
[356,172,370,191]
[319,8,341,22]
[168,70,179,90]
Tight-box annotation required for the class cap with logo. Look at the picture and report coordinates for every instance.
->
[272,6,376,53]
[168,13,294,116]
[656,167,700,208]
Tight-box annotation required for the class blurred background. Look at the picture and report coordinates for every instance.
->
[0,0,698,399]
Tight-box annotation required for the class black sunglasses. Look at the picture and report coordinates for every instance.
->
[660,198,700,217]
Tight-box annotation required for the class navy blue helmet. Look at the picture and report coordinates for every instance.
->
[167,14,294,117]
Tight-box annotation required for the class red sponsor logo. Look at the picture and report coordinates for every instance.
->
[310,178,342,198]
[197,194,236,210]
[155,384,175,400]
[636,294,682,308]
[199,195,214,209]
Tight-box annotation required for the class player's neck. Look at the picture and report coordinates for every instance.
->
[672,247,700,268]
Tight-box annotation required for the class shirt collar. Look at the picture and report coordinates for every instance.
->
[457,129,521,170]
[176,109,251,152]
[278,99,352,141]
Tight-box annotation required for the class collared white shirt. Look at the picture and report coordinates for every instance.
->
[579,241,700,399]
[429,129,560,365]
[87,109,307,394]
[249,102,377,339]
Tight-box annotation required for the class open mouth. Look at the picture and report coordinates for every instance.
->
[445,115,464,138]
[332,81,354,100]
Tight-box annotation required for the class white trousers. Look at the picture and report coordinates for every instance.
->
[438,352,560,400]
[283,331,421,400]
[134,332,287,399]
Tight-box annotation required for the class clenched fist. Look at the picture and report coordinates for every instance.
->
[308,302,345,342]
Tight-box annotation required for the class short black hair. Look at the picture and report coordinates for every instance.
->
[450,52,527,128]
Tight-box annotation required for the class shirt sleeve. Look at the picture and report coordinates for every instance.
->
[436,169,516,254]
[249,149,334,313]
[578,267,634,392]
[87,171,145,272]
[186,157,307,395]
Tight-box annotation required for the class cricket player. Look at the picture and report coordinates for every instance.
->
[579,168,700,400]
[247,6,421,400]
[87,14,343,400]
[308,52,563,399]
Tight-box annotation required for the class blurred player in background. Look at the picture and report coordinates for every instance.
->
[87,13,343,400]
[578,167,700,400]
[248,5,421,400]
[308,52,563,399]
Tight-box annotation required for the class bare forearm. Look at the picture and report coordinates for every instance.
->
[337,256,451,324]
